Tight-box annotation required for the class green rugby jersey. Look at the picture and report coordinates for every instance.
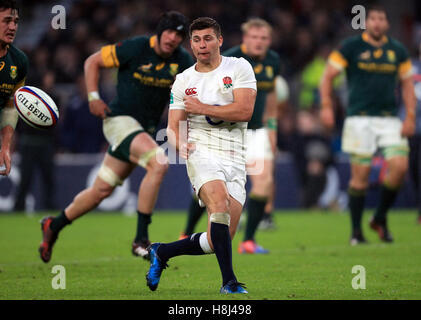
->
[223,45,281,129]
[329,32,412,117]
[0,44,28,110]
[101,35,193,134]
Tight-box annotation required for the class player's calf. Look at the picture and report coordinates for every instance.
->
[85,184,114,208]
[66,182,114,218]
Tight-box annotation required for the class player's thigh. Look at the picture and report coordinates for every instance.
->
[129,132,167,169]
[376,118,409,179]
[186,150,226,206]
[247,158,273,195]
[385,155,409,178]
[246,128,273,176]
[199,179,231,213]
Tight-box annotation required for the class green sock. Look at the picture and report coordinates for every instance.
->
[50,210,71,233]
[184,196,206,235]
[244,195,267,241]
[135,211,151,243]
[348,188,366,234]
[374,184,399,225]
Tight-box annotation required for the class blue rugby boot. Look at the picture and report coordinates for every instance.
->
[220,280,248,294]
[145,243,168,291]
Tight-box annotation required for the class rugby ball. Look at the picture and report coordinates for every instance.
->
[14,86,59,129]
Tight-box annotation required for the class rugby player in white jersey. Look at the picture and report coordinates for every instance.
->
[145,17,257,294]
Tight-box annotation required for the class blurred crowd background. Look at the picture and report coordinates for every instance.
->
[7,0,421,211]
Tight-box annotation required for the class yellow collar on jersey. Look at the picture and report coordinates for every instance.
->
[150,35,157,48]
[362,31,388,45]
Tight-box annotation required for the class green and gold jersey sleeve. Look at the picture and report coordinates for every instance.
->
[101,43,119,68]
[101,36,147,68]
[395,43,412,79]
[10,48,28,103]
[0,46,28,108]
[328,37,356,71]
[15,48,28,83]
[9,77,25,106]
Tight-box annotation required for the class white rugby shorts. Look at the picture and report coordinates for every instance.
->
[342,116,408,156]
[103,115,144,151]
[245,128,274,162]
[186,148,247,207]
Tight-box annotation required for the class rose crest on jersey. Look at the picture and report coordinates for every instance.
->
[223,76,232,89]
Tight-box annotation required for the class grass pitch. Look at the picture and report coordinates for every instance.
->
[0,210,420,300]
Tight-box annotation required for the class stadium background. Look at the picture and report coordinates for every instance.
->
[0,0,420,212]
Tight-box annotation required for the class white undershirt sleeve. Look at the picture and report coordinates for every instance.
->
[169,74,186,110]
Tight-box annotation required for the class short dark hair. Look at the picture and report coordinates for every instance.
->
[189,17,221,38]
[366,4,388,19]
[0,0,19,12]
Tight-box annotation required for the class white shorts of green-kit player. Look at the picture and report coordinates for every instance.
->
[342,116,409,163]
[245,127,274,163]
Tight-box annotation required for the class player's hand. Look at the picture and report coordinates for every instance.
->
[184,96,204,115]
[89,99,111,119]
[320,107,335,130]
[180,142,195,159]
[401,118,415,137]
[0,149,11,176]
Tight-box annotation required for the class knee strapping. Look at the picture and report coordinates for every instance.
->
[0,107,18,130]
[383,146,409,159]
[97,164,123,187]
[209,212,230,226]
[350,154,372,166]
[137,147,165,168]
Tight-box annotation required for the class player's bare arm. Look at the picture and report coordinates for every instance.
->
[0,101,16,176]
[184,87,256,122]
[400,75,416,137]
[262,90,278,154]
[0,117,13,176]
[319,63,341,130]
[167,109,194,159]
[84,51,111,119]
[0,75,24,176]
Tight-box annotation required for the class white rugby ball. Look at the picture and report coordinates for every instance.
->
[14,86,59,129]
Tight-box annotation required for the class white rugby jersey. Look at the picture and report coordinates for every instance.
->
[169,56,256,164]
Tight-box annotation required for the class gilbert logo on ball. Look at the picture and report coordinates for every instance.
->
[14,86,59,129]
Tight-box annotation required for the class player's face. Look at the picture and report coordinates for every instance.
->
[159,29,184,55]
[366,10,389,41]
[0,8,18,45]
[243,26,271,58]
[190,28,222,64]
